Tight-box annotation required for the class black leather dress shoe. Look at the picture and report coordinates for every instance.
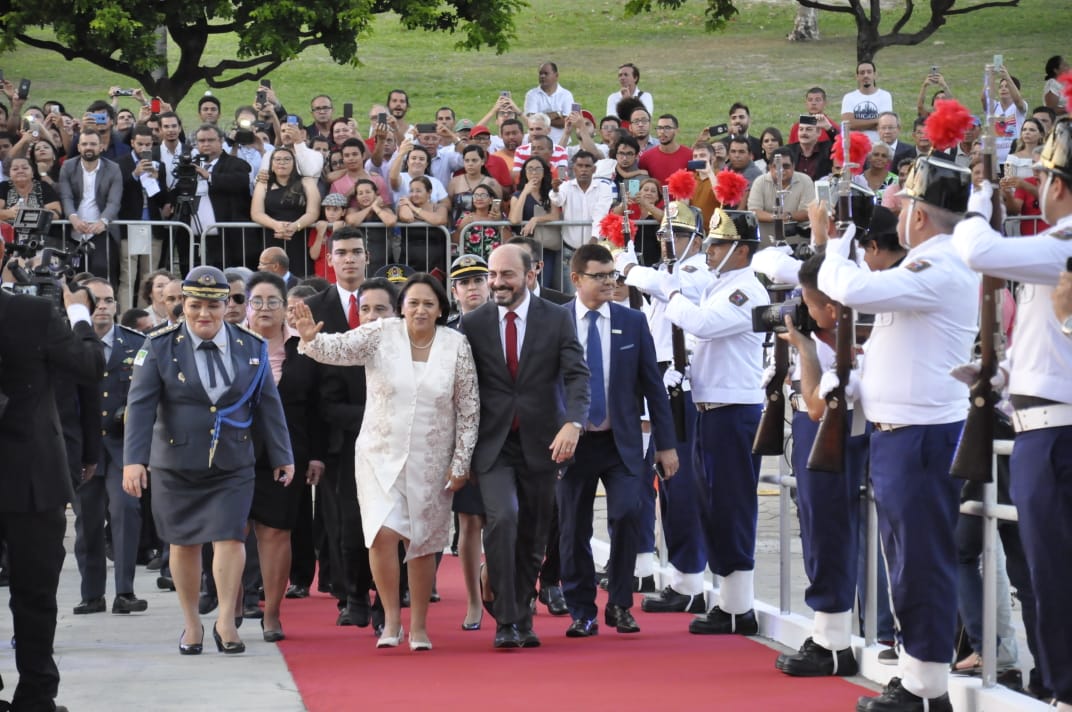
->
[348,597,371,627]
[641,586,706,614]
[73,597,106,614]
[856,677,952,712]
[633,575,656,593]
[688,606,758,635]
[538,585,569,616]
[776,637,858,677]
[517,625,541,648]
[112,593,148,614]
[493,623,521,649]
[284,585,309,599]
[198,594,218,615]
[605,604,640,633]
[335,606,353,626]
[565,618,599,638]
[156,575,176,591]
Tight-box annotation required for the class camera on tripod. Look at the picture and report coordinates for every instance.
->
[173,150,206,200]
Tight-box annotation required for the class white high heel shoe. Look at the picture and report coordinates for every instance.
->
[376,625,404,648]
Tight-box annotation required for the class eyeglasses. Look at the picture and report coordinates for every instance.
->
[655,125,676,132]
[228,293,246,305]
[312,106,332,112]
[581,270,620,282]
[250,297,284,310]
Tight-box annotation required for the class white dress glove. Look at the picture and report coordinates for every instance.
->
[950,360,1007,390]
[967,181,994,222]
[818,369,860,401]
[761,363,778,388]
[614,241,639,274]
[751,246,801,285]
[663,366,691,392]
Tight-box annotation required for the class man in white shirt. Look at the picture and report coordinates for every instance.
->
[841,61,894,145]
[58,130,123,286]
[606,63,654,118]
[550,151,613,251]
[524,62,575,144]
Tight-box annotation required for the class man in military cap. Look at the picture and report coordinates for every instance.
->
[616,198,712,614]
[953,118,1072,710]
[123,265,293,655]
[660,208,768,636]
[820,155,978,712]
[373,263,416,285]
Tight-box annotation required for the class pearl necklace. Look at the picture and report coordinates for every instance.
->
[409,332,435,350]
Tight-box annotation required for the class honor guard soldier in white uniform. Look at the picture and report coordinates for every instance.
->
[952,117,1072,712]
[616,199,713,614]
[663,208,768,635]
[819,155,979,712]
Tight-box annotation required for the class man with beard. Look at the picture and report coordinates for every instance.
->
[59,129,124,287]
[720,102,762,162]
[387,89,412,145]
[639,114,691,185]
[841,61,893,145]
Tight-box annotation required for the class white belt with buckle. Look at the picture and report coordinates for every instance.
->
[1012,404,1072,433]
[695,402,727,412]
[873,422,909,432]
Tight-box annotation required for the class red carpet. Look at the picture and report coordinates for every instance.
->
[279,557,870,711]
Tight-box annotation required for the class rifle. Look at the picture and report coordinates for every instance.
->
[752,162,790,455]
[950,64,1006,483]
[660,183,689,442]
[619,180,645,310]
[807,121,856,473]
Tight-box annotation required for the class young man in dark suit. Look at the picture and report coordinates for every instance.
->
[460,243,590,649]
[0,247,105,712]
[187,123,252,270]
[299,227,381,631]
[558,244,678,638]
[115,124,172,308]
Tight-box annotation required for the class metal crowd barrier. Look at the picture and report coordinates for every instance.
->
[49,219,196,312]
[762,422,1022,692]
[1003,214,1049,236]
[199,221,454,282]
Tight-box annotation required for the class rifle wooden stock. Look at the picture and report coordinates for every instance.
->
[808,133,855,474]
[753,338,789,455]
[950,71,1003,483]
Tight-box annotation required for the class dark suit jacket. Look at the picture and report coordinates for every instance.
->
[116,149,171,221]
[98,324,143,475]
[567,301,675,473]
[788,141,834,182]
[537,285,570,305]
[252,336,325,470]
[123,322,292,472]
[58,156,124,235]
[461,295,589,475]
[0,292,105,512]
[304,286,366,456]
[206,153,252,223]
[889,141,917,169]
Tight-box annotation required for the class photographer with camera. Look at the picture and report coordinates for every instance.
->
[0,239,106,712]
[184,123,253,269]
[71,277,149,616]
[58,129,123,288]
[116,125,171,309]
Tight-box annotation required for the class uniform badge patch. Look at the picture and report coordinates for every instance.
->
[728,289,749,306]
[682,265,698,273]
[905,260,932,273]
[133,349,148,366]
[1051,227,1072,240]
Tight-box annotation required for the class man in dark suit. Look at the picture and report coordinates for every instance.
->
[876,111,916,169]
[187,123,252,270]
[257,247,301,290]
[58,129,123,288]
[787,115,834,181]
[71,278,148,615]
[299,227,380,631]
[115,124,172,310]
[508,236,570,304]
[558,244,678,638]
[0,247,105,712]
[460,243,590,649]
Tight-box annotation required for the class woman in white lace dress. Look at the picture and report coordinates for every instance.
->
[294,273,480,651]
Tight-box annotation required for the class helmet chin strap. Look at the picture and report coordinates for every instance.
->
[712,242,738,278]
[900,200,916,250]
[1038,171,1055,222]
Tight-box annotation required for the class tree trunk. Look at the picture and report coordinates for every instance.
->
[788,4,819,41]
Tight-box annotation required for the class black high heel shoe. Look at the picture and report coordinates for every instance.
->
[212,622,246,654]
[461,611,483,631]
[179,625,204,655]
[261,618,285,643]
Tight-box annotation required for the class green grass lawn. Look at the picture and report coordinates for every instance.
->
[4,0,1068,142]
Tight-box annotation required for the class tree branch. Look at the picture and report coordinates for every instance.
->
[795,0,855,14]
[205,60,285,90]
[944,0,1018,16]
[203,37,320,75]
[891,0,914,33]
[14,33,151,85]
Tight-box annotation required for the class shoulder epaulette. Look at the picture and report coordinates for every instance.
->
[234,322,266,342]
[1049,226,1072,240]
[117,324,147,340]
[147,322,181,339]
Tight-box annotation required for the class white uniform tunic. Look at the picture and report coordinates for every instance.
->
[625,251,713,362]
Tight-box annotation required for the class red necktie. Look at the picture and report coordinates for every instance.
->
[505,311,519,430]
[505,311,519,380]
[348,293,359,330]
